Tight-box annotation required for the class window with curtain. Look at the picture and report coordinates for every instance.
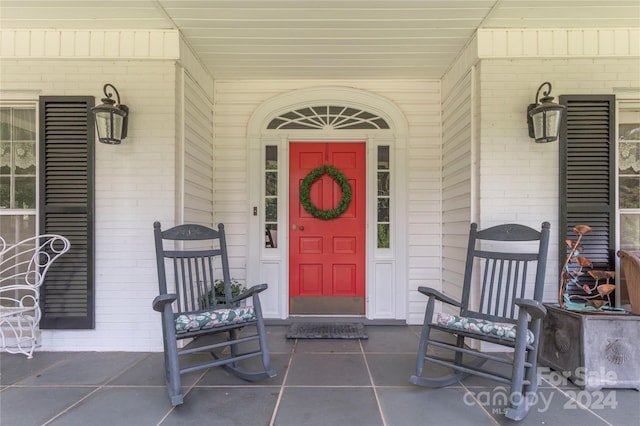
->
[0,106,37,245]
[2,97,95,329]
[617,101,640,307]
[618,102,640,252]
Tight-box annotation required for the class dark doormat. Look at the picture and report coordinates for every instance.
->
[286,322,368,339]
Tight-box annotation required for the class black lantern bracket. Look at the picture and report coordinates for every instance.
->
[527,81,566,143]
[527,82,552,138]
[91,83,129,144]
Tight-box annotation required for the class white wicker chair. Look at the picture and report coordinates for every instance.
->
[0,234,70,358]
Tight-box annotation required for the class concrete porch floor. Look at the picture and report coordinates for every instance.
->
[1,325,638,426]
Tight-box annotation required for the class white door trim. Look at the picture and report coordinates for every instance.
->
[247,86,409,320]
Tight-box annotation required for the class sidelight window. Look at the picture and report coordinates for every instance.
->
[265,145,278,248]
[377,145,390,248]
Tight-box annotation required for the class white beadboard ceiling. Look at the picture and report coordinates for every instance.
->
[1,0,639,79]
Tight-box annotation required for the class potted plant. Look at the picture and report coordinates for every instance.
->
[205,279,244,306]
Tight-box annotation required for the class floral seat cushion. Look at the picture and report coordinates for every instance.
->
[175,307,256,333]
[435,312,535,345]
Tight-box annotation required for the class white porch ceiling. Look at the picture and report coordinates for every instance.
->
[1,0,639,79]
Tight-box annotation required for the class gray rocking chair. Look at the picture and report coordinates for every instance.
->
[411,222,550,421]
[153,222,276,406]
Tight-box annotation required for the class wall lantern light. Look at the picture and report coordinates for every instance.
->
[91,83,129,144]
[527,82,565,143]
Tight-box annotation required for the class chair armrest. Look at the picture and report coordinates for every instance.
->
[229,283,268,304]
[515,298,547,320]
[153,294,177,312]
[417,286,462,308]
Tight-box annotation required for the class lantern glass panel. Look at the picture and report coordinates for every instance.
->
[533,109,562,143]
[532,112,545,139]
[95,111,111,140]
[546,111,561,137]
[112,114,124,140]
[95,110,125,143]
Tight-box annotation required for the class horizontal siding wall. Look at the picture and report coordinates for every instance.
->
[1,58,177,351]
[478,57,640,303]
[441,71,473,310]
[213,80,441,322]
[182,71,214,226]
[438,37,478,319]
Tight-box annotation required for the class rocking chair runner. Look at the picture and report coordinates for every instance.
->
[153,222,276,406]
[411,222,550,421]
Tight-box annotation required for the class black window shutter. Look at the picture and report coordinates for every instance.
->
[39,96,95,329]
[559,94,616,298]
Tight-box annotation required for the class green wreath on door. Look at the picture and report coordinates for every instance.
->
[299,165,352,220]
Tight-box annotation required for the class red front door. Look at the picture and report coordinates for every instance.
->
[289,142,366,315]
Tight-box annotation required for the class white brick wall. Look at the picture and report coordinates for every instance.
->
[478,57,640,302]
[1,58,178,351]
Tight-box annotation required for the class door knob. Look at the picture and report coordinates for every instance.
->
[299,225,304,231]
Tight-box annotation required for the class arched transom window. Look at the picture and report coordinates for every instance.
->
[267,105,390,130]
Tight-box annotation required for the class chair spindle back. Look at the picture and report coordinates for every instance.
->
[461,222,551,323]
[154,222,233,314]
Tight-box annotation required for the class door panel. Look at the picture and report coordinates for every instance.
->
[289,142,366,315]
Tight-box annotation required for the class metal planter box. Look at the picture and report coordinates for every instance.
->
[539,304,640,391]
